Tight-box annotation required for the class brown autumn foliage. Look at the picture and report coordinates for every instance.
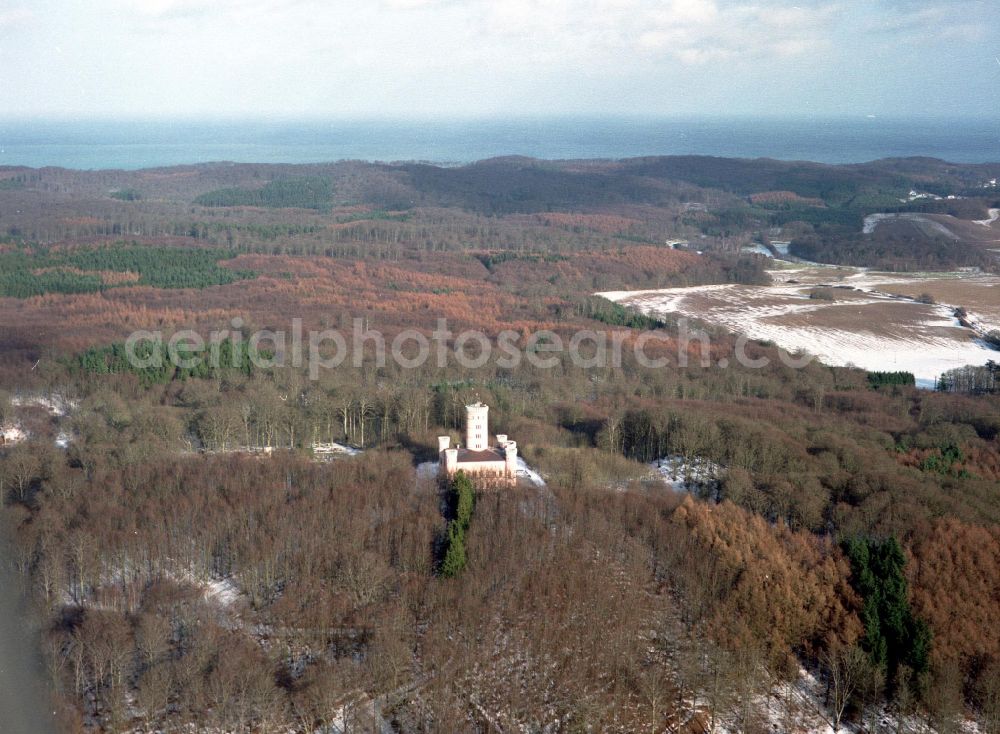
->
[0,242,714,359]
[8,442,856,732]
[523,211,644,234]
[668,496,862,663]
[907,517,1000,668]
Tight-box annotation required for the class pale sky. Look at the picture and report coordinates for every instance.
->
[1,0,998,118]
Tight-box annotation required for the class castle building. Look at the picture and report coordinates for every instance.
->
[438,402,518,485]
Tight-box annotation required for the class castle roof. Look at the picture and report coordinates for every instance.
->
[456,447,506,463]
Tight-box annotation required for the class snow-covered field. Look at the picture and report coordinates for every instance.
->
[600,266,1000,387]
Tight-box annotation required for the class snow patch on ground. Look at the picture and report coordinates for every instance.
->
[599,283,731,308]
[650,455,723,492]
[201,576,241,607]
[707,667,836,734]
[741,243,774,257]
[415,460,440,480]
[198,442,364,460]
[514,457,546,487]
[60,566,243,613]
[312,441,363,458]
[1,423,27,445]
[10,393,77,417]
[961,308,1000,335]
[199,444,277,456]
[415,458,546,487]
[975,208,1000,227]
[711,667,986,734]
[863,213,894,235]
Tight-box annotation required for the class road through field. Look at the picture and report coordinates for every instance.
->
[0,516,58,734]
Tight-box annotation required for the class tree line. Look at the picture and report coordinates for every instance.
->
[439,471,475,577]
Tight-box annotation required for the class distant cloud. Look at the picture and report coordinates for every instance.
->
[0,7,33,32]
[0,0,997,117]
[121,0,292,19]
[475,0,837,65]
[876,2,987,43]
[125,0,210,17]
[381,0,455,8]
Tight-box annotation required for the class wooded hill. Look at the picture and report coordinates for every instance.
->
[2,155,998,271]
[1,156,999,732]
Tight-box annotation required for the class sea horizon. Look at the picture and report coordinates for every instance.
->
[1,115,999,170]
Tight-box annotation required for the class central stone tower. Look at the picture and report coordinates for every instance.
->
[465,401,489,451]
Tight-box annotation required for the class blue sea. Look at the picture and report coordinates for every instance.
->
[0,117,998,170]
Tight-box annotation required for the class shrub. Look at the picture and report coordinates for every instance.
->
[809,288,836,301]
